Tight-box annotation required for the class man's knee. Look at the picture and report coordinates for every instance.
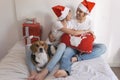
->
[98,44,107,54]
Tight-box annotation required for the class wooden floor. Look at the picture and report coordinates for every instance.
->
[111,67,120,79]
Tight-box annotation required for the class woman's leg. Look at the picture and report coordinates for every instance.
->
[26,45,36,71]
[25,45,37,80]
[78,43,107,61]
[60,47,77,73]
[46,43,66,72]
[35,43,66,80]
[54,47,77,77]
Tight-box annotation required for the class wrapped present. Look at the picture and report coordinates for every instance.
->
[23,23,42,44]
[61,32,94,53]
[24,18,37,24]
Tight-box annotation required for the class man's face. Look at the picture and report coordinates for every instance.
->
[76,8,86,20]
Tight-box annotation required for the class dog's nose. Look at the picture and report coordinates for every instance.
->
[39,48,43,52]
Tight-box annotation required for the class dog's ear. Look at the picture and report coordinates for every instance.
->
[30,44,38,53]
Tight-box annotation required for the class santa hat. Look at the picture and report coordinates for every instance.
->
[52,5,70,20]
[78,0,95,14]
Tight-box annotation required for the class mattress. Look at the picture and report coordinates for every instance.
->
[0,41,118,80]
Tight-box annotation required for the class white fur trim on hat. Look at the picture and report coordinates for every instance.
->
[78,3,89,14]
[58,7,70,20]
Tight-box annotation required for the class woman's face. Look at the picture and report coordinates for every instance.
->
[66,10,72,21]
[76,8,87,20]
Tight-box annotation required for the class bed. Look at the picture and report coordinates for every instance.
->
[0,41,118,80]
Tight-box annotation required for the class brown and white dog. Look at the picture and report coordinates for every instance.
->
[30,40,49,72]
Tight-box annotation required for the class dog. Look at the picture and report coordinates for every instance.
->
[30,40,49,72]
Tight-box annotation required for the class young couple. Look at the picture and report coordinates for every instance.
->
[26,0,106,80]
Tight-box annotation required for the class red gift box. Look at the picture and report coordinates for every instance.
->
[23,23,42,44]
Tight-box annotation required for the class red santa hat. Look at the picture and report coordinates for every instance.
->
[78,0,95,14]
[52,5,70,20]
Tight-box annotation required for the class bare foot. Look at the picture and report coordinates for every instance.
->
[34,68,48,80]
[28,71,37,80]
[54,70,68,78]
[71,56,78,63]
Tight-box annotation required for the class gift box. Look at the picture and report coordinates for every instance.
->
[23,23,42,44]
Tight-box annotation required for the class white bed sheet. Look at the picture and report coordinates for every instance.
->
[0,41,118,80]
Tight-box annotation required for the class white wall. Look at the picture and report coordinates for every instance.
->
[93,0,112,61]
[107,0,120,67]
[0,0,19,60]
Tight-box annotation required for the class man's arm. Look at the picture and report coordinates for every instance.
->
[60,28,84,36]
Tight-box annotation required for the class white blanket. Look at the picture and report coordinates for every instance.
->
[0,41,118,80]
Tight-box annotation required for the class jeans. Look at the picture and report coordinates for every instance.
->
[46,43,66,72]
[59,43,107,74]
[26,43,66,72]
[26,45,36,71]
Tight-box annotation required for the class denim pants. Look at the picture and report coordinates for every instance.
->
[59,43,107,74]
[26,44,36,71]
[26,43,66,72]
[46,43,66,72]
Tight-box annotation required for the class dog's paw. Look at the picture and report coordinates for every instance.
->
[50,45,56,55]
